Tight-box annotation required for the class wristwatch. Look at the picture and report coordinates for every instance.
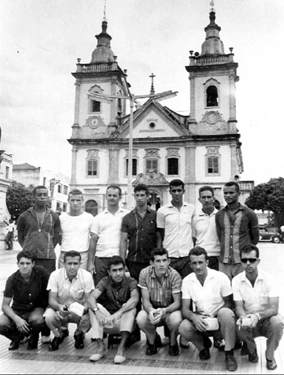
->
[93,307,99,313]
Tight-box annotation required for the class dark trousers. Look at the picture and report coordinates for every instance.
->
[208,256,219,271]
[93,257,110,286]
[35,259,55,276]
[169,256,192,279]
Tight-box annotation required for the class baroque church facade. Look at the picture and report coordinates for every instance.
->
[68,9,244,215]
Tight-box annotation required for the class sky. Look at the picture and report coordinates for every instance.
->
[1,0,284,185]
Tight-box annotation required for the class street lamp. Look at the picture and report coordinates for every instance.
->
[89,80,177,209]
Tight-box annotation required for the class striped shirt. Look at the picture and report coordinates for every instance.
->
[138,265,182,308]
[215,204,259,264]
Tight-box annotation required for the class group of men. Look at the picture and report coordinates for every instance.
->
[0,180,283,371]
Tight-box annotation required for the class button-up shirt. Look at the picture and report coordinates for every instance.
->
[182,268,232,317]
[96,275,138,314]
[215,204,259,264]
[121,207,157,263]
[157,202,195,258]
[17,207,61,260]
[138,265,182,308]
[192,208,221,257]
[47,268,94,306]
[4,266,49,312]
[91,207,129,257]
[232,269,280,314]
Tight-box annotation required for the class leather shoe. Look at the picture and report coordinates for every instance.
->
[169,343,179,356]
[49,336,62,351]
[8,340,20,351]
[146,342,158,355]
[225,353,238,372]
[27,334,39,350]
[199,347,210,360]
[266,358,277,370]
[74,333,84,349]
[248,349,259,363]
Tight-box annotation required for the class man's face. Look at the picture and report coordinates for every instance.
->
[223,185,239,205]
[241,250,260,274]
[68,194,83,211]
[106,188,121,207]
[34,188,48,207]
[151,254,170,276]
[18,257,34,277]
[108,263,125,283]
[199,190,215,209]
[169,185,184,205]
[189,254,208,278]
[64,256,81,278]
[134,190,148,207]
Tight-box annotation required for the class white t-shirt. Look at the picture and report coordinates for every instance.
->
[59,212,94,253]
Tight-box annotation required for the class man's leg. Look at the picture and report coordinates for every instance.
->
[89,304,109,362]
[113,308,136,363]
[258,315,284,361]
[136,310,161,355]
[208,256,219,271]
[26,308,46,350]
[93,257,109,286]
[164,310,182,356]
[0,313,24,350]
[34,259,56,275]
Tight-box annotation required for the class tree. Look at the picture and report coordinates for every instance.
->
[6,181,35,220]
[245,177,284,227]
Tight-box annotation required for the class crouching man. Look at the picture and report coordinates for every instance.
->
[179,246,238,372]
[136,248,183,356]
[88,256,139,364]
[0,251,50,350]
[44,250,95,351]
[232,244,283,371]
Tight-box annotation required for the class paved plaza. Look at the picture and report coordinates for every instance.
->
[0,242,283,374]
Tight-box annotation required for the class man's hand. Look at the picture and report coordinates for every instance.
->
[192,314,208,332]
[95,309,107,326]
[149,308,163,325]
[14,316,30,334]
[87,261,95,274]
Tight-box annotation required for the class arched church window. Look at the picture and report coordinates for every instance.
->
[206,85,218,107]
[85,200,98,217]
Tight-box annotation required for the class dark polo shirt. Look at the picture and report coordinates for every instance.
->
[4,266,49,312]
[96,275,138,315]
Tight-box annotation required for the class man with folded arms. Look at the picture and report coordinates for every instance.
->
[136,247,182,357]
[0,251,50,351]
[87,256,139,364]
[179,246,238,372]
[44,250,95,351]
[232,244,283,371]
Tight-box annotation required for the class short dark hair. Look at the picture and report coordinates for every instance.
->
[199,185,214,197]
[107,185,122,196]
[189,246,208,261]
[68,189,83,199]
[169,179,184,190]
[240,244,259,258]
[33,185,48,196]
[63,250,81,262]
[134,184,149,195]
[17,250,35,263]
[224,181,240,193]
[107,256,125,270]
[150,247,169,261]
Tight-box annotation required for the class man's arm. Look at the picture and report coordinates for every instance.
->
[110,288,139,321]
[48,290,67,312]
[215,213,222,242]
[2,297,30,334]
[119,232,128,261]
[249,211,259,245]
[181,298,207,332]
[17,216,25,248]
[157,228,164,248]
[87,233,99,272]
[53,215,61,248]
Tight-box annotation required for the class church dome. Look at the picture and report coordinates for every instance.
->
[201,11,225,55]
[91,20,115,63]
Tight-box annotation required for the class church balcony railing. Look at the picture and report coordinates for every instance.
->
[76,62,118,73]
[191,54,233,66]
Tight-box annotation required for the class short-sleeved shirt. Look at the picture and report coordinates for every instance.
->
[182,268,232,317]
[96,275,138,314]
[138,265,182,308]
[60,212,93,253]
[192,208,221,257]
[91,208,129,257]
[157,202,195,258]
[17,207,61,260]
[121,207,157,263]
[4,266,49,312]
[232,269,280,314]
[215,203,259,264]
[47,268,95,306]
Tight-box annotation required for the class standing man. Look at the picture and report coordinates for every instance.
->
[0,251,50,351]
[4,218,15,250]
[136,248,182,357]
[157,179,195,278]
[193,186,220,270]
[120,183,158,281]
[45,251,95,351]
[88,185,129,285]
[216,181,259,280]
[59,189,94,270]
[17,185,61,275]
[179,246,238,372]
[232,244,283,371]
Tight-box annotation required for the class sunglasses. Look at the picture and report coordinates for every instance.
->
[170,189,183,193]
[241,258,258,264]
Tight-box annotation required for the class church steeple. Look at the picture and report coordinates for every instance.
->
[201,9,225,55]
[91,20,115,63]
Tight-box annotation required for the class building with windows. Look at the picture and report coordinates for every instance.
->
[68,8,251,213]
[0,151,13,249]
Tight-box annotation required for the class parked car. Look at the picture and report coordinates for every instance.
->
[259,227,282,243]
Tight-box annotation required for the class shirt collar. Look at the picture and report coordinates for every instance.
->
[63,268,79,280]
[167,201,188,208]
[224,203,244,212]
[109,275,128,288]
[150,265,170,279]
[241,269,264,283]
[197,207,218,217]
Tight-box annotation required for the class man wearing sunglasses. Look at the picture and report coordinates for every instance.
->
[232,244,283,370]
